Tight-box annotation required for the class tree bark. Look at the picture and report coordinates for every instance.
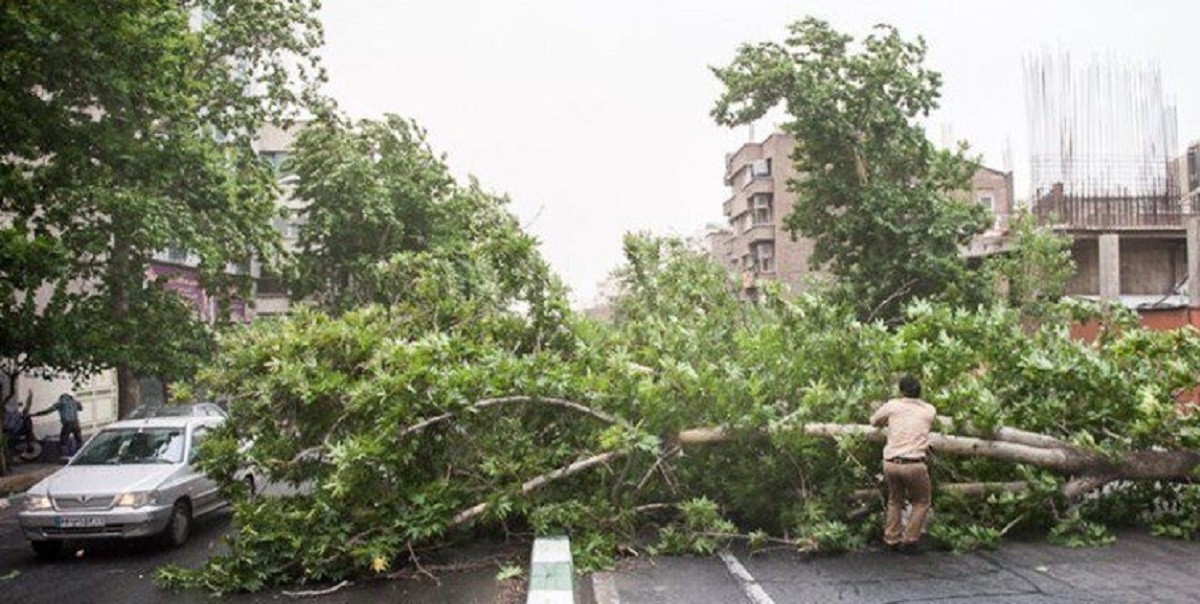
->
[111,233,138,419]
[677,422,1200,497]
[116,366,140,419]
[450,450,625,527]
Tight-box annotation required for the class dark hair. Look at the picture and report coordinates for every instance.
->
[899,375,921,399]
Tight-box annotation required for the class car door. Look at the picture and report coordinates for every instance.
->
[187,425,222,515]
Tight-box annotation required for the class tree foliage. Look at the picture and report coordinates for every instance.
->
[711,18,990,322]
[159,234,1200,594]
[0,0,324,413]
[284,113,565,320]
[988,212,1077,322]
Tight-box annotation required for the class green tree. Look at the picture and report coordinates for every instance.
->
[0,230,85,406]
[988,212,1076,321]
[286,114,454,311]
[711,18,990,322]
[286,113,565,329]
[0,0,325,415]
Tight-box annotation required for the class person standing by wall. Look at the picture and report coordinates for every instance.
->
[870,375,936,552]
[31,391,84,455]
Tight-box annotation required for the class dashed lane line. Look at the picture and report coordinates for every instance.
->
[718,550,777,604]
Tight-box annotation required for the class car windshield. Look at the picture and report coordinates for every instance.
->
[125,403,226,419]
[72,428,186,465]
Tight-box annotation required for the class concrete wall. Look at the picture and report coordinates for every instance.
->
[1119,238,1185,295]
[1065,236,1185,297]
[1065,239,1099,295]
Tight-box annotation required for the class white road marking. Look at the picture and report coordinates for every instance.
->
[718,550,777,604]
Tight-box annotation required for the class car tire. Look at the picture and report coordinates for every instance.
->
[16,441,42,462]
[31,540,63,559]
[160,501,192,548]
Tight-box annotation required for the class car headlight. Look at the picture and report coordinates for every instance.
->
[114,491,157,508]
[24,495,52,511]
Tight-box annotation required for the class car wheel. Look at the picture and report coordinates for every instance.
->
[31,540,63,559]
[16,441,42,462]
[161,501,192,548]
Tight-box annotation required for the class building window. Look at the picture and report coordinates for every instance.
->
[751,194,773,225]
[753,242,774,273]
[167,247,188,263]
[257,271,287,296]
[751,159,771,178]
[977,194,995,212]
[732,213,752,234]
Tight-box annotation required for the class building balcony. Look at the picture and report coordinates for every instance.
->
[1034,185,1198,232]
[743,223,775,243]
[724,143,764,183]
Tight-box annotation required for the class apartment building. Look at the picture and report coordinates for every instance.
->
[962,166,1015,257]
[717,133,1012,293]
[718,134,815,293]
[252,122,306,317]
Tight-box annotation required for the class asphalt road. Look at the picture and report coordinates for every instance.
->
[593,531,1200,603]
[10,495,1200,604]
[0,503,527,603]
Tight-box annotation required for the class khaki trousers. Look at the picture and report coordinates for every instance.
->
[883,460,931,545]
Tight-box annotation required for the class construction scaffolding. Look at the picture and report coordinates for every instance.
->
[1024,52,1188,228]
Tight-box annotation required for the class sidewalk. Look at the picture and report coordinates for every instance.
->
[0,463,58,499]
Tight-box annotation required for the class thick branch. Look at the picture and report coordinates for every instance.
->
[1062,475,1114,499]
[450,450,626,527]
[852,481,1029,500]
[401,396,618,438]
[678,422,1200,487]
[935,416,1069,449]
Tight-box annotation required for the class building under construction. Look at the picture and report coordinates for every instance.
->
[1025,53,1200,307]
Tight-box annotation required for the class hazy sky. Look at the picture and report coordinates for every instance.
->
[318,0,1200,305]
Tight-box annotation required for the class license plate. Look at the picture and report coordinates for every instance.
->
[55,516,105,528]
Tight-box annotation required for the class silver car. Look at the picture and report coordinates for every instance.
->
[18,416,227,557]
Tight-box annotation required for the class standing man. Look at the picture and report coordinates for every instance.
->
[32,392,84,455]
[870,375,936,552]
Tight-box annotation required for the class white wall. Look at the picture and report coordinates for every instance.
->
[20,369,118,439]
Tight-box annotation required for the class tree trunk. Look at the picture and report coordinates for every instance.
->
[111,233,138,419]
[677,422,1200,497]
[117,366,140,419]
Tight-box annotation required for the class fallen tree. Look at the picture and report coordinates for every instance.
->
[677,422,1200,499]
[156,238,1200,594]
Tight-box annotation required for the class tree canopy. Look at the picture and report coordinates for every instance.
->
[0,0,325,414]
[711,17,991,322]
[284,113,562,321]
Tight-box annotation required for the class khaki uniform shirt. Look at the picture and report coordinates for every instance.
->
[870,397,936,461]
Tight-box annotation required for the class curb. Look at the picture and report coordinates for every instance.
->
[527,535,574,604]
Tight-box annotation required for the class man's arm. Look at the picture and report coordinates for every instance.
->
[30,402,57,417]
[869,401,889,427]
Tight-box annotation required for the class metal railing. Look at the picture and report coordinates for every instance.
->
[1034,189,1198,229]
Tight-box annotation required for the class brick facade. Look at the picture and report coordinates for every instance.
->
[716,133,1013,293]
